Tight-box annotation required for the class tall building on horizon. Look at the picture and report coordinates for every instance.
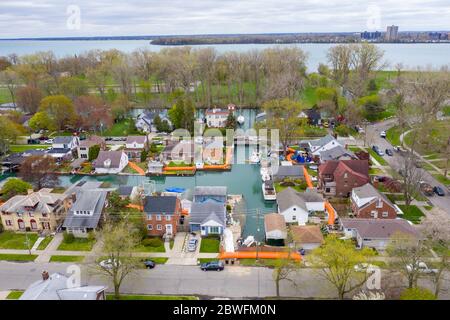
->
[385,25,399,42]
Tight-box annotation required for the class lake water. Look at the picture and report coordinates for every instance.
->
[57,145,275,240]
[1,40,449,71]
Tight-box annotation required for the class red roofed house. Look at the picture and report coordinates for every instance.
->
[318,160,370,197]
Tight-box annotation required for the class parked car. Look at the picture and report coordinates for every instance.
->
[99,259,120,270]
[200,261,224,271]
[354,263,377,272]
[419,181,434,196]
[143,259,156,269]
[433,186,445,196]
[406,262,437,274]
[187,238,198,252]
[372,145,384,156]
[380,131,386,138]
[385,149,393,156]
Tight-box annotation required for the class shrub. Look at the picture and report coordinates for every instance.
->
[400,287,436,300]
[88,144,101,161]
[334,124,353,137]
[140,150,149,162]
[63,232,75,244]
[142,238,163,248]
[87,231,96,241]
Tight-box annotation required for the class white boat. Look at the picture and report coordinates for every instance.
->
[237,115,245,125]
[262,180,277,201]
[249,151,260,164]
[243,236,255,247]
[261,173,271,182]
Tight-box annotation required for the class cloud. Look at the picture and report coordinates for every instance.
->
[0,0,448,38]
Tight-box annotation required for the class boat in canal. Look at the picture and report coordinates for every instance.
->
[262,180,276,201]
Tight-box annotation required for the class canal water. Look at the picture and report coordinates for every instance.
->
[58,145,276,240]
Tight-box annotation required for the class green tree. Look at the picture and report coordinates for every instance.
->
[38,95,77,130]
[400,287,436,300]
[168,98,185,129]
[309,236,375,299]
[357,94,385,120]
[60,76,89,99]
[88,144,101,162]
[0,116,20,155]
[28,111,56,131]
[260,98,305,156]
[1,178,33,200]
[107,191,130,219]
[225,112,237,129]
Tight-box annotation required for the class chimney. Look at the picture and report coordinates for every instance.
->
[42,271,49,281]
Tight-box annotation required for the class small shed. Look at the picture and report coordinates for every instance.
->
[264,213,287,246]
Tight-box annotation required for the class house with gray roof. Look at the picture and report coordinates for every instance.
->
[340,218,421,251]
[299,135,343,158]
[92,151,128,174]
[63,190,108,238]
[52,136,80,150]
[20,271,106,300]
[318,145,357,162]
[272,165,304,182]
[190,201,226,236]
[276,187,325,225]
[143,195,181,237]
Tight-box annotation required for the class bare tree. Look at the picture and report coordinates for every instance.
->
[387,232,428,289]
[420,211,450,298]
[90,221,141,300]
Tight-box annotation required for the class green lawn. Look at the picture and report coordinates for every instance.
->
[432,174,450,186]
[0,232,38,250]
[49,255,85,263]
[200,238,220,253]
[36,236,53,250]
[386,126,404,147]
[443,105,450,117]
[9,145,50,153]
[134,244,166,253]
[0,254,38,261]
[0,87,12,104]
[368,149,388,165]
[274,183,307,193]
[101,119,142,137]
[398,205,425,224]
[57,238,96,251]
[6,291,23,300]
[107,294,198,300]
[385,193,405,203]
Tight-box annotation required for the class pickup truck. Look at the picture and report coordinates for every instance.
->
[406,262,438,274]
[419,181,434,196]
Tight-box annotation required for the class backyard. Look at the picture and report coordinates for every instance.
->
[199,237,220,253]
[398,205,425,224]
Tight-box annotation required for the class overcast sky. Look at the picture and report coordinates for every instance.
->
[0,0,449,38]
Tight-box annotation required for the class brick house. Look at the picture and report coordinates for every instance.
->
[318,160,369,197]
[351,183,399,219]
[143,196,181,238]
[0,189,71,232]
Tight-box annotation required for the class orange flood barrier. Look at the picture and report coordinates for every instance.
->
[303,166,314,189]
[163,166,196,171]
[219,251,301,261]
[325,201,336,225]
[128,162,146,175]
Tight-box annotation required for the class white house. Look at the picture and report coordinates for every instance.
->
[264,213,287,242]
[92,151,128,174]
[276,188,325,225]
[299,135,342,156]
[189,201,226,236]
[205,108,230,128]
[52,136,80,150]
[340,218,421,251]
[276,188,310,225]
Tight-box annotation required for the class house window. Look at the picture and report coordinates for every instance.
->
[344,173,348,178]
[325,188,331,193]
[147,214,152,220]
[292,215,297,221]
[376,199,383,208]
[382,212,389,218]
[156,215,162,221]
[165,215,171,221]
[17,219,25,230]
[209,226,220,234]
[81,154,87,159]
[28,212,34,217]
[371,211,376,217]
[42,213,48,218]
[157,224,162,230]
[5,220,12,226]
[30,219,37,230]
[147,224,153,230]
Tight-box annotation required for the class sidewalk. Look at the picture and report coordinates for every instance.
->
[34,233,64,263]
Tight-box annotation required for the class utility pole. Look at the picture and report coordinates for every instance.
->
[255,208,260,262]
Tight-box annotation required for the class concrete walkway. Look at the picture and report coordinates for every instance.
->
[34,233,63,263]
[31,237,45,251]
[0,291,10,300]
